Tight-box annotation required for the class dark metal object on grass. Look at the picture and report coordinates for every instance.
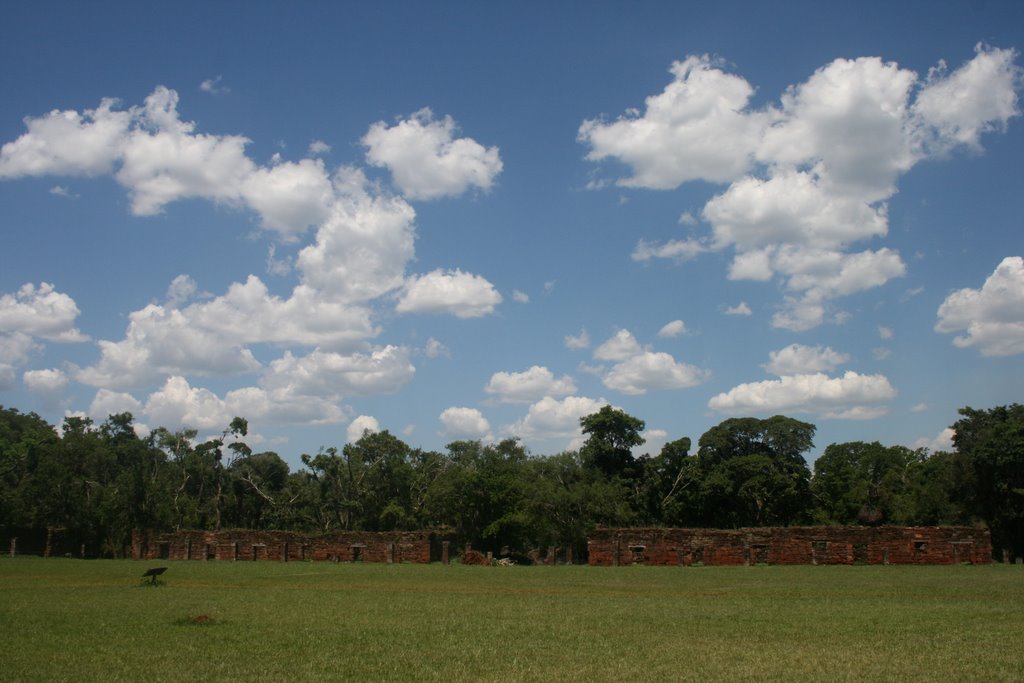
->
[142,566,167,585]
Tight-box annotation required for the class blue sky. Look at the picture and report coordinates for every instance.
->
[1,1,1022,466]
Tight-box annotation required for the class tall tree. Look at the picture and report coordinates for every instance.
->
[636,437,696,526]
[695,416,815,527]
[952,404,1024,560]
[811,441,917,525]
[0,407,59,531]
[579,405,645,479]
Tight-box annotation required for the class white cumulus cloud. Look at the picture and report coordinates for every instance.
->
[579,55,767,188]
[0,98,132,177]
[485,366,577,404]
[261,346,415,399]
[143,375,349,432]
[914,44,1021,153]
[708,371,896,419]
[763,344,850,376]
[505,395,609,445]
[657,320,688,337]
[912,427,956,453]
[0,282,88,342]
[564,328,590,350]
[725,301,752,316]
[601,351,709,395]
[582,46,1020,331]
[396,269,502,318]
[439,407,491,441]
[593,328,708,395]
[23,368,69,401]
[593,329,644,361]
[363,108,503,200]
[935,256,1024,356]
[347,415,381,443]
[89,389,143,421]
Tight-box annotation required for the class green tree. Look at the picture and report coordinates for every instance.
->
[636,437,696,526]
[0,407,59,531]
[900,449,972,526]
[952,404,1024,560]
[694,416,815,527]
[422,439,531,553]
[151,426,201,530]
[811,441,917,525]
[579,405,645,479]
[342,430,414,530]
[525,450,637,560]
[229,451,291,529]
[195,417,250,531]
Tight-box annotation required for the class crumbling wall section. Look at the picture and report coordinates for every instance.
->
[587,526,991,566]
[131,529,439,563]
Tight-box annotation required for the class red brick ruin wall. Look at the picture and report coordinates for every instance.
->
[131,529,438,563]
[587,526,992,566]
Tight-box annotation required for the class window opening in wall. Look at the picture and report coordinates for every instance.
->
[853,543,868,565]
[914,541,927,554]
[629,545,645,564]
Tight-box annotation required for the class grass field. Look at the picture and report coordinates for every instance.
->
[0,558,1021,682]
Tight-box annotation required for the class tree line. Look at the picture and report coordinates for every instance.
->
[0,403,1020,561]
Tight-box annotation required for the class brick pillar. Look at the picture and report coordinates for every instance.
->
[612,538,619,567]
[442,541,450,565]
[282,542,289,562]
[10,537,16,558]
[387,543,395,564]
[548,547,556,565]
[566,547,573,565]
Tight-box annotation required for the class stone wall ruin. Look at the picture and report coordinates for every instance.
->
[131,529,449,564]
[587,526,991,566]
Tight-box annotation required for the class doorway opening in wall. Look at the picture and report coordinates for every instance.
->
[205,544,215,560]
[812,540,827,565]
[751,544,769,565]
[158,543,170,560]
[351,545,364,562]
[691,546,704,566]
[952,542,974,564]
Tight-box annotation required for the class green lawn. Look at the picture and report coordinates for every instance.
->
[0,558,1020,681]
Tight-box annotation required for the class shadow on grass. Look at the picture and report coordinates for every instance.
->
[174,614,220,627]
[137,578,168,588]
